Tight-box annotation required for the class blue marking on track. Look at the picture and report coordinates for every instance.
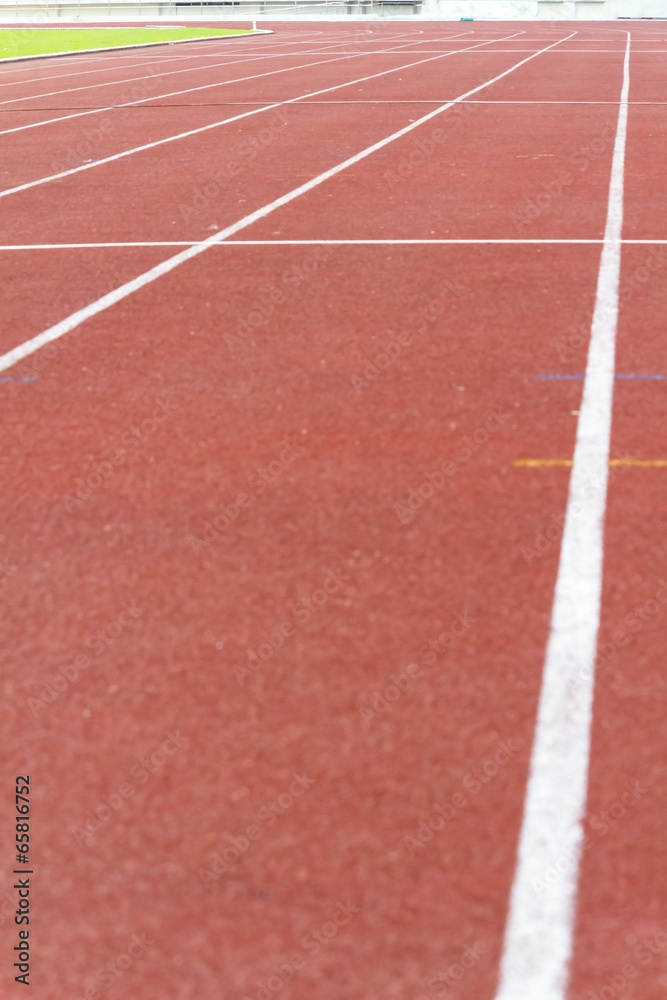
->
[0,376,37,383]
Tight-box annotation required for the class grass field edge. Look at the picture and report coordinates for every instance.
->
[0,27,272,63]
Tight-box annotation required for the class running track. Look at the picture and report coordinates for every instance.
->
[1,20,666,1000]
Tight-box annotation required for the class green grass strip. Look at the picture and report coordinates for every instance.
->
[0,26,253,60]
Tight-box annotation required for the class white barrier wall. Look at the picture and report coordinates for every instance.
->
[422,0,667,16]
[1,1,666,18]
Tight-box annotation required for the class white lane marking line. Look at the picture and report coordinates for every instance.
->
[0,25,452,103]
[0,30,474,136]
[2,238,666,249]
[0,36,474,138]
[0,31,573,377]
[253,47,667,53]
[0,52,355,137]
[0,30,419,109]
[0,48,318,107]
[0,32,521,196]
[493,31,631,1000]
[0,47,245,91]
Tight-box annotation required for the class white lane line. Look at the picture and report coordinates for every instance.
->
[271,47,666,54]
[0,31,414,109]
[0,47,259,91]
[493,31,631,1000]
[0,49,312,107]
[0,26,448,106]
[0,28,341,78]
[0,32,520,198]
[0,31,574,376]
[0,53,353,137]
[0,30,471,137]
[2,238,666,249]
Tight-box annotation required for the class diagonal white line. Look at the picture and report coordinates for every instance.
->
[5,238,667,248]
[0,31,519,198]
[0,24,424,106]
[0,46,256,91]
[0,49,272,106]
[493,31,631,1000]
[0,32,434,135]
[0,52,367,137]
[0,29,471,137]
[0,31,574,377]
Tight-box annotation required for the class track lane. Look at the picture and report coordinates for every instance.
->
[2,20,667,1000]
[0,35,494,183]
[1,237,599,1000]
[566,255,667,998]
[0,38,528,232]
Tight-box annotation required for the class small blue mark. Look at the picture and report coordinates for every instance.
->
[0,376,37,383]
[537,374,664,381]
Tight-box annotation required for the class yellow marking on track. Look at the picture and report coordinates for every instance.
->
[609,459,667,466]
[514,459,572,467]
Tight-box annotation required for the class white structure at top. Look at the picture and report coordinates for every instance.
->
[0,0,665,22]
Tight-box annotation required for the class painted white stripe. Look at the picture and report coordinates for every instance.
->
[0,26,463,108]
[0,53,355,138]
[2,238,666,249]
[0,27,422,103]
[0,49,328,108]
[3,96,662,142]
[0,53,387,139]
[0,32,520,197]
[493,32,631,1000]
[0,31,574,377]
[0,30,472,137]
[0,46,256,91]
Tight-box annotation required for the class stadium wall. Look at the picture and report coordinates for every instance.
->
[0,0,666,20]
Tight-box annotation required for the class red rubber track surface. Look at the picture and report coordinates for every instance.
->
[1,20,666,1000]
